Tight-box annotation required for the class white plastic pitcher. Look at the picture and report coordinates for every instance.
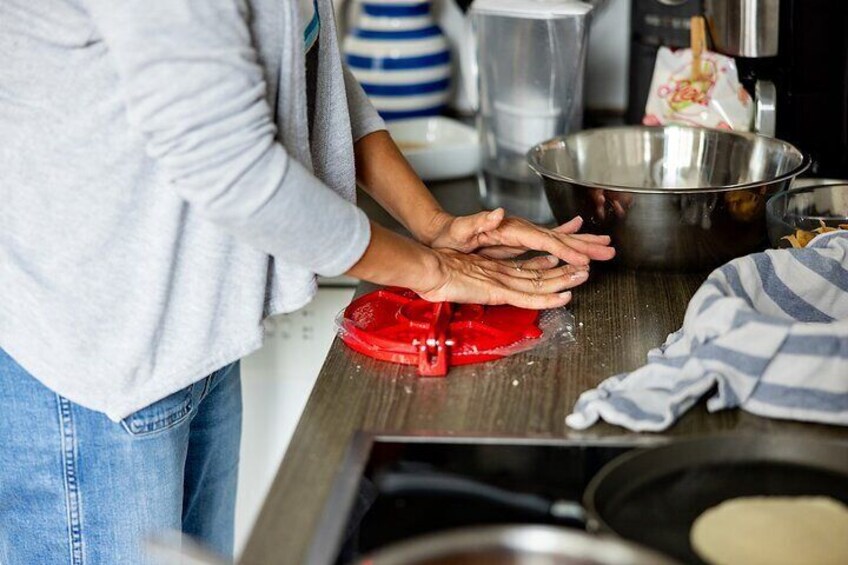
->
[465,0,592,223]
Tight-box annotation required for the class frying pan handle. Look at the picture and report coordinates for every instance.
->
[374,471,586,526]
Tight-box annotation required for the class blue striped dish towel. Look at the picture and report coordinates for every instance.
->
[566,232,848,432]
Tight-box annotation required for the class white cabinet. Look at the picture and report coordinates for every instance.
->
[233,286,355,557]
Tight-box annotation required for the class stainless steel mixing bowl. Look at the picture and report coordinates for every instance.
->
[528,126,809,270]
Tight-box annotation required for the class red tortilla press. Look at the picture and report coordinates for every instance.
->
[339,287,543,377]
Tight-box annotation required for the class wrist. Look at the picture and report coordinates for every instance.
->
[410,246,447,295]
[347,221,447,293]
[414,208,455,246]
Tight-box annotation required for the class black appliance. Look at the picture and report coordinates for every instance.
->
[712,0,848,178]
[315,436,643,564]
[313,435,848,564]
[628,0,848,178]
[627,0,704,125]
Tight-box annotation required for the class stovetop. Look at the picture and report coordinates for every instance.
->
[312,435,663,564]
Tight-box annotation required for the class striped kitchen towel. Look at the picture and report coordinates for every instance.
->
[566,231,848,432]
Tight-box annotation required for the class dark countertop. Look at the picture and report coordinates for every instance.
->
[240,178,844,565]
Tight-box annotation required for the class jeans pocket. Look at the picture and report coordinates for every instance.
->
[120,385,194,437]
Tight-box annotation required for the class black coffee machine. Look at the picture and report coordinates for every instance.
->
[627,0,704,126]
[628,0,848,179]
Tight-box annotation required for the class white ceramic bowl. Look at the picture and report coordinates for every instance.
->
[387,116,480,182]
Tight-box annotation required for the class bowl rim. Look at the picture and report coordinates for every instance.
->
[765,182,848,217]
[766,182,848,247]
[527,125,811,194]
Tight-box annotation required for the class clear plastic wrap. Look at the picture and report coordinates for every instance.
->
[477,306,575,358]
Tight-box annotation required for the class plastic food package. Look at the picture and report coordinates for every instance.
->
[336,287,574,377]
[643,46,753,131]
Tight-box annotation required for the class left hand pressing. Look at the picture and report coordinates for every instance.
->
[426,208,615,267]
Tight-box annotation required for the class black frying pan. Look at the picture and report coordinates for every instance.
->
[584,435,848,563]
[375,435,848,564]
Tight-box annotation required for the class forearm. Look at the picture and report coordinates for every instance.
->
[346,220,579,310]
[345,220,441,292]
[354,130,451,245]
[83,0,372,277]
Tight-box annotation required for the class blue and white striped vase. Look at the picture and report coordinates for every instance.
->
[343,0,451,120]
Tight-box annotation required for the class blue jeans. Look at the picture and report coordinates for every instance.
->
[0,348,242,564]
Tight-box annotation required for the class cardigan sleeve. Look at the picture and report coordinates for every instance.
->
[343,63,387,142]
[81,0,371,277]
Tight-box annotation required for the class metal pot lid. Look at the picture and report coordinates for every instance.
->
[339,287,542,376]
[360,525,679,565]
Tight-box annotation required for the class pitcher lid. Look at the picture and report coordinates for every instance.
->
[469,0,592,19]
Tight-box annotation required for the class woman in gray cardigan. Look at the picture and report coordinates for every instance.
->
[0,0,613,561]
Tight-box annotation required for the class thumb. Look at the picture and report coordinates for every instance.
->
[447,209,505,248]
[471,208,505,235]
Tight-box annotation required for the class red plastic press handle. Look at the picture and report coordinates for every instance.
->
[417,302,452,377]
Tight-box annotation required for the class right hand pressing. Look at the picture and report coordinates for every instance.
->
[416,248,588,309]
[347,222,590,310]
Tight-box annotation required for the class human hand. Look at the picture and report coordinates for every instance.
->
[414,248,590,309]
[425,209,615,267]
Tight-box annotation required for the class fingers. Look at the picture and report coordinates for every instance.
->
[515,255,559,270]
[552,215,583,234]
[478,231,612,263]
[498,266,582,281]
[498,272,571,294]
[480,224,588,265]
[494,257,589,280]
[550,232,617,262]
[476,245,527,259]
[569,233,612,245]
[496,269,589,294]
[549,216,613,246]
[536,232,593,266]
[503,231,614,265]
[487,256,590,292]
[476,217,614,266]
[488,288,573,310]
[479,238,611,262]
[421,249,582,310]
